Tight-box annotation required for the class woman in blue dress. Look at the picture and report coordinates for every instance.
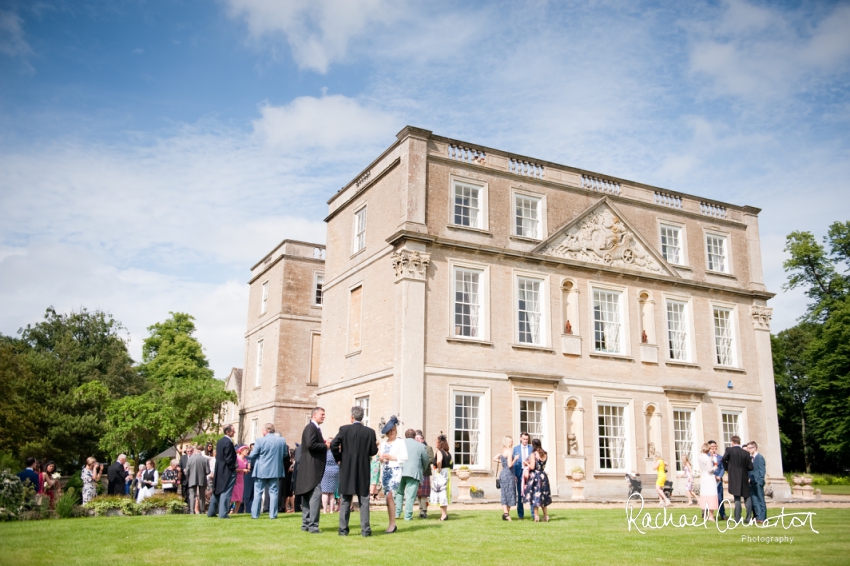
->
[524,438,552,522]
[320,440,340,514]
[492,436,518,521]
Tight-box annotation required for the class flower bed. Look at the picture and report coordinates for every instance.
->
[83,494,187,517]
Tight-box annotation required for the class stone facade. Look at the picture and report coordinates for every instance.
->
[314,126,790,499]
[238,239,325,446]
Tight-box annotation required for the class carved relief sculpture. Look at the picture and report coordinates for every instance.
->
[391,249,431,281]
[540,207,663,273]
[567,433,579,455]
[751,306,773,331]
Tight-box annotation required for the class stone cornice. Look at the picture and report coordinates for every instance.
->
[387,230,775,300]
[324,157,402,222]
[248,254,325,284]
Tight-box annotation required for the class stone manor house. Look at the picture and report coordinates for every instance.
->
[228,126,789,499]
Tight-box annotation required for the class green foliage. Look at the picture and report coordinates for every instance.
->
[55,487,78,519]
[784,473,850,486]
[63,471,83,503]
[101,313,235,460]
[82,494,186,516]
[0,450,21,473]
[0,307,142,469]
[0,469,25,521]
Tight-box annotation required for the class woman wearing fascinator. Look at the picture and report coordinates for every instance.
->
[379,415,408,533]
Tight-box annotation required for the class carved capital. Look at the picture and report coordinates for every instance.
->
[391,249,430,281]
[751,306,773,331]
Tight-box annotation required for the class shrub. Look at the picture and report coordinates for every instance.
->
[82,493,187,516]
[0,451,21,474]
[63,471,83,504]
[55,487,79,519]
[0,469,25,521]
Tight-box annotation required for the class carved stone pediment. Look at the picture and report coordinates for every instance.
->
[534,198,676,276]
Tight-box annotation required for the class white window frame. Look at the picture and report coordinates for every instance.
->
[260,281,269,315]
[354,395,371,428]
[448,175,488,231]
[589,282,630,356]
[666,400,703,474]
[593,398,634,473]
[449,385,490,470]
[658,220,688,267]
[663,294,695,363]
[511,188,547,240]
[447,259,490,342]
[513,270,551,347]
[250,418,259,443]
[717,406,748,451]
[704,229,732,274]
[313,271,324,307]
[671,408,697,472]
[255,339,264,387]
[710,301,740,368]
[353,204,367,255]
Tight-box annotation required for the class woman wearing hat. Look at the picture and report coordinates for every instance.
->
[379,416,408,533]
[230,444,251,514]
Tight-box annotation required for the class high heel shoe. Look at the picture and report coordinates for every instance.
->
[502,513,509,521]
[386,525,397,534]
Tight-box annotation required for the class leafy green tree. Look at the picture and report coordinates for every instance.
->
[772,326,815,472]
[100,313,235,459]
[0,307,140,470]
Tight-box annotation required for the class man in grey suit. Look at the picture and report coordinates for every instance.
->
[395,428,430,521]
[248,423,289,519]
[185,445,210,514]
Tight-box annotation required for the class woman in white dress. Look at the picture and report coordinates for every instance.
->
[136,459,159,503]
[697,443,718,521]
[379,416,408,534]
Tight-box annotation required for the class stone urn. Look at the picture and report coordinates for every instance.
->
[571,471,585,482]
[570,469,586,500]
[455,469,472,501]
[456,469,471,482]
[792,475,803,486]
[802,476,813,486]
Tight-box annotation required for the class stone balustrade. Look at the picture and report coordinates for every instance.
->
[654,191,683,209]
[582,175,621,195]
[509,158,545,178]
[448,144,486,164]
[700,201,727,219]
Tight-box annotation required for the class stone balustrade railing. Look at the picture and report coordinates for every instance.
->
[654,191,683,209]
[700,202,727,219]
[509,158,544,178]
[448,144,486,164]
[582,175,621,195]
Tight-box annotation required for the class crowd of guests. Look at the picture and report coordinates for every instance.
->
[15,457,62,507]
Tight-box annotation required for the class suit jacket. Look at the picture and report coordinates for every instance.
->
[212,435,237,495]
[106,461,127,495]
[423,444,435,477]
[248,433,289,480]
[294,422,327,495]
[400,438,430,482]
[711,452,725,480]
[186,452,211,487]
[749,454,766,486]
[722,445,753,497]
[512,444,532,478]
[331,421,378,496]
[17,468,41,493]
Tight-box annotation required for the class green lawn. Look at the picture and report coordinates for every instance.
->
[817,485,850,495]
[0,508,846,565]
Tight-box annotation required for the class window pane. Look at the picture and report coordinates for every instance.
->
[454,183,480,227]
[520,399,545,448]
[593,290,621,353]
[355,208,367,252]
[673,409,694,472]
[517,278,542,344]
[714,308,734,366]
[660,226,681,264]
[515,195,540,238]
[666,300,689,361]
[315,273,324,305]
[598,404,626,470]
[355,396,370,428]
[454,268,481,337]
[722,412,740,450]
[706,235,726,272]
[454,394,481,466]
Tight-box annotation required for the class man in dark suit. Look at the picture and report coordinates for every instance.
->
[295,407,328,534]
[17,457,41,493]
[331,405,378,536]
[208,425,238,519]
[511,433,533,520]
[179,445,193,503]
[106,454,128,496]
[746,441,767,523]
[721,435,753,522]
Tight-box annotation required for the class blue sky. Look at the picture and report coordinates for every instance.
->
[1,0,849,378]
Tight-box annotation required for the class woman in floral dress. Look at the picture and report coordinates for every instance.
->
[81,457,101,504]
[379,417,407,533]
[524,439,552,522]
[320,443,340,514]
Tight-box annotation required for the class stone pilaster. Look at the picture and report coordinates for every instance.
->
[751,305,791,499]
[392,242,429,428]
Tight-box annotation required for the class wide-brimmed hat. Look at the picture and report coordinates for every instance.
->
[381,415,400,435]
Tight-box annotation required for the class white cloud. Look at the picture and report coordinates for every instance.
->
[689,0,850,98]
[0,8,34,72]
[225,0,401,73]
[253,94,398,150]
[0,95,398,377]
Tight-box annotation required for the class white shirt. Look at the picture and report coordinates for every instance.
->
[521,444,530,467]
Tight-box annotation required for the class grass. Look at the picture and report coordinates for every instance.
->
[0,508,847,565]
[817,485,850,495]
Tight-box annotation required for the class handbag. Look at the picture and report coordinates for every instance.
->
[495,460,501,490]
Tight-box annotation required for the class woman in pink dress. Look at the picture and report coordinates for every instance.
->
[230,445,250,514]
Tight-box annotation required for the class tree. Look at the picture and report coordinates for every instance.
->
[772,326,815,472]
[0,307,140,469]
[100,313,235,459]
